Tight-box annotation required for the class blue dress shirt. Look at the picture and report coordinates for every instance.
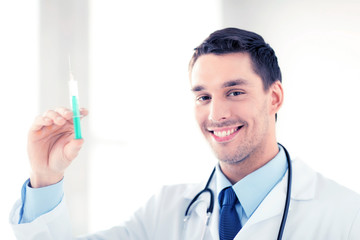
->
[216,145,288,226]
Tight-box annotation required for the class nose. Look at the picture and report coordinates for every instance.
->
[208,98,231,122]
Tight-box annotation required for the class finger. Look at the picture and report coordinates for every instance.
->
[80,108,89,117]
[64,108,89,124]
[55,107,73,120]
[30,115,53,132]
[64,138,84,161]
[42,110,67,126]
[60,108,89,122]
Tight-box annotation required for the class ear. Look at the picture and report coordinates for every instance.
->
[269,80,284,115]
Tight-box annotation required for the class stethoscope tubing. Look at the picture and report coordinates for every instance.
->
[184,167,216,217]
[184,144,292,240]
[277,143,292,240]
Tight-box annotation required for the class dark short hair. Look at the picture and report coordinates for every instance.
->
[189,28,282,90]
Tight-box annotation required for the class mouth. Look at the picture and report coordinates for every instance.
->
[208,125,243,142]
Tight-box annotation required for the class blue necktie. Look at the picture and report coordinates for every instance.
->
[219,187,241,240]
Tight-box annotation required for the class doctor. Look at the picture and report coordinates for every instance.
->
[10,28,360,239]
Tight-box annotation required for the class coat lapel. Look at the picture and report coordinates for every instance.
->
[236,158,317,238]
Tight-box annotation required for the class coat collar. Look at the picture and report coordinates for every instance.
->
[182,158,317,239]
[242,158,317,229]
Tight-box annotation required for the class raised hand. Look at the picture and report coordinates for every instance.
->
[28,107,88,188]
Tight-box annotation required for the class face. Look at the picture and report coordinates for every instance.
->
[190,53,280,165]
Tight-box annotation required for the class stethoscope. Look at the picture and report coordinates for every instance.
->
[183,144,292,240]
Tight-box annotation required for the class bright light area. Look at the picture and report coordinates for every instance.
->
[88,0,221,232]
[0,1,38,239]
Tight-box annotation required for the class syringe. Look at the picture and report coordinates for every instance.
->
[68,58,82,139]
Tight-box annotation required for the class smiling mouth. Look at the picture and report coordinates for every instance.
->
[208,126,243,142]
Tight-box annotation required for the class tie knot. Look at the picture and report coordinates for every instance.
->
[219,187,238,207]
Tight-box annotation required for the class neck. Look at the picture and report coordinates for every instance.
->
[219,141,279,184]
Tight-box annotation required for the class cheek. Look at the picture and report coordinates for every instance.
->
[237,96,267,116]
[194,105,208,127]
[246,99,271,127]
[230,101,265,129]
[230,101,253,118]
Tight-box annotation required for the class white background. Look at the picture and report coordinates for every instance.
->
[1,0,359,238]
[0,1,38,239]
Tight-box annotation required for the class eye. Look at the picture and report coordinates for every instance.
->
[196,95,211,103]
[228,90,244,97]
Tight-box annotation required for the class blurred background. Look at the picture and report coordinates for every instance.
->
[1,0,360,238]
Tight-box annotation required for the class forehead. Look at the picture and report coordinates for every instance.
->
[190,53,263,90]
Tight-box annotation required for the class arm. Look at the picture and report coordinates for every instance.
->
[10,107,88,239]
[10,107,163,240]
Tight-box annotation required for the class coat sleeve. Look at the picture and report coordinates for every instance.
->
[9,188,164,240]
[10,198,73,240]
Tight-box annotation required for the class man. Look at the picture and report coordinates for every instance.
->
[10,28,360,239]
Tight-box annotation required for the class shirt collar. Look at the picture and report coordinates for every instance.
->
[216,145,288,218]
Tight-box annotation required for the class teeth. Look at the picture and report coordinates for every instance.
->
[213,128,238,137]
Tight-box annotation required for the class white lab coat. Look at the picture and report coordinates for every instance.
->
[10,158,360,240]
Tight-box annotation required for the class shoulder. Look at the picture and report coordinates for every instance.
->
[145,182,208,214]
[292,158,360,201]
[291,158,360,219]
[132,183,203,218]
[285,159,360,237]
[138,182,205,222]
[155,182,205,203]
[293,158,360,203]
[316,172,360,201]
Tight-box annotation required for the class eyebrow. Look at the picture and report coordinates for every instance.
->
[222,79,248,88]
[191,79,249,92]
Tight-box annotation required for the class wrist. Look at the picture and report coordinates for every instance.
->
[30,172,64,188]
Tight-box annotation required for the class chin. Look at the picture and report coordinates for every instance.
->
[212,148,246,165]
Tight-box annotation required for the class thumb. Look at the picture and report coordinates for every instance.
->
[64,138,84,161]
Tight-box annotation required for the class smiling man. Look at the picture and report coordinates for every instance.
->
[10,28,360,240]
[190,50,283,184]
